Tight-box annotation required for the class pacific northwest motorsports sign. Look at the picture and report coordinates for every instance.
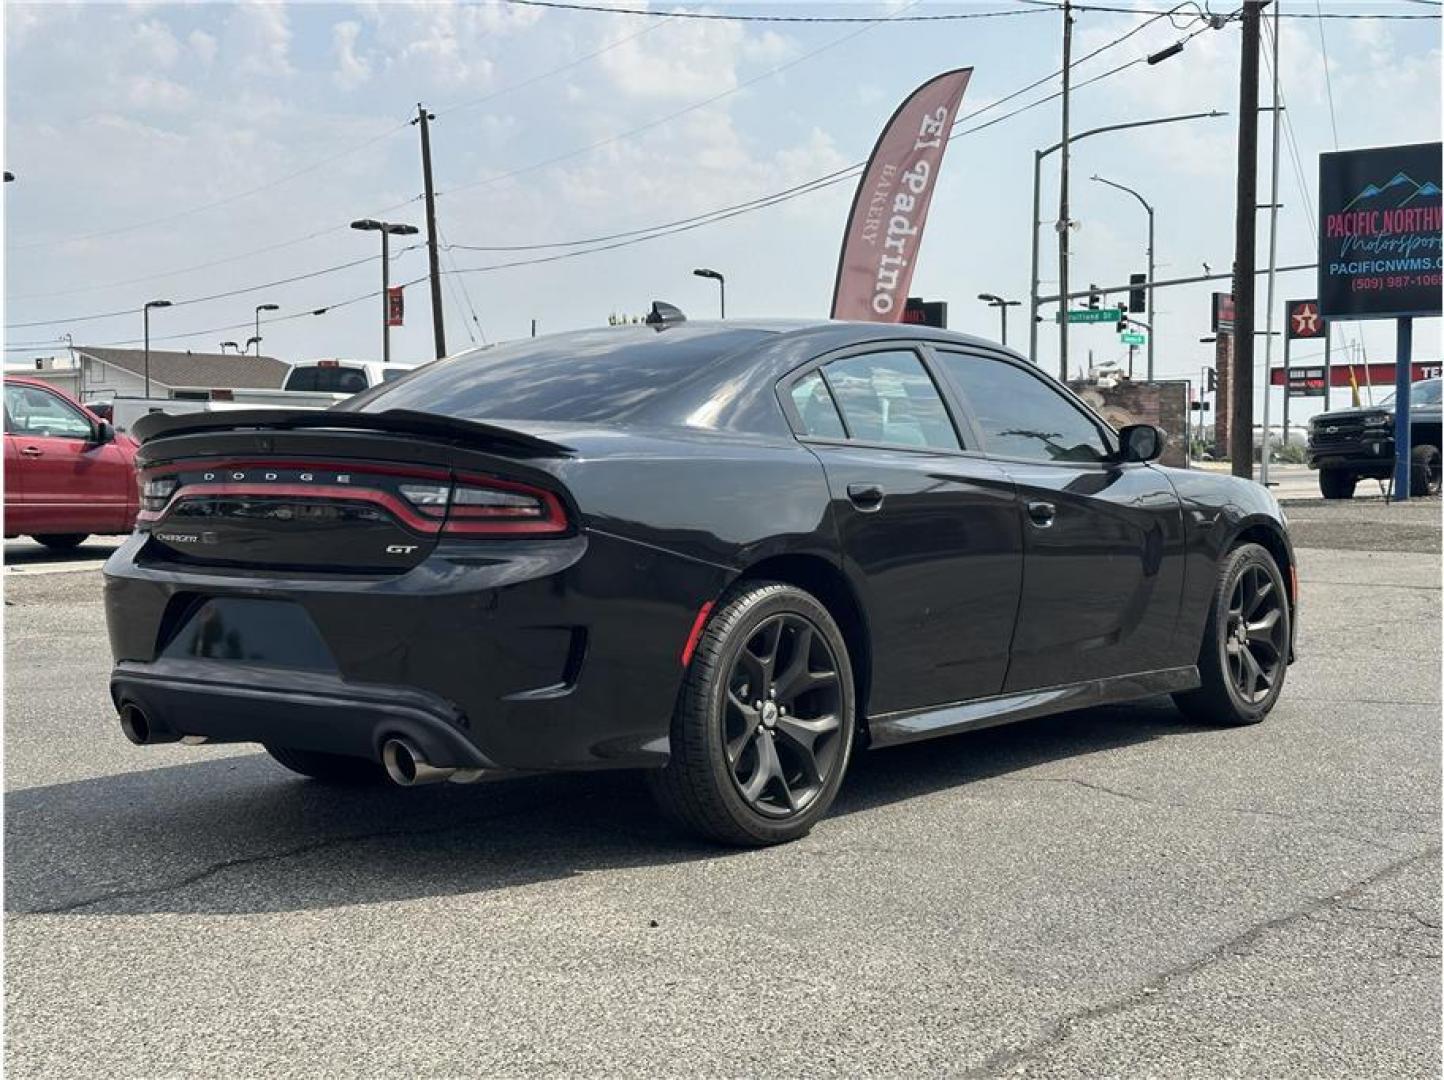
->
[1318,141,1443,320]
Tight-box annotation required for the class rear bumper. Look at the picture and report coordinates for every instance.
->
[103,529,729,772]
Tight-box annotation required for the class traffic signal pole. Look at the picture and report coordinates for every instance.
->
[1056,0,1073,382]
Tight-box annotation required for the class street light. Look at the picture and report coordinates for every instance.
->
[254,303,279,356]
[142,299,172,397]
[219,340,241,355]
[351,218,419,363]
[1028,109,1227,371]
[693,267,725,319]
[1090,174,1157,381]
[977,293,1022,347]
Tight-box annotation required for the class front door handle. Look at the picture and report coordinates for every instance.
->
[19,445,43,457]
[1026,500,1056,528]
[847,482,885,511]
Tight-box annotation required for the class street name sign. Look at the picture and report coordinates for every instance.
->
[1061,309,1123,324]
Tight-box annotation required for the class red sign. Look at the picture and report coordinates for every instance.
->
[831,68,972,322]
[387,286,404,327]
[1286,299,1325,340]
[1269,361,1441,387]
[1211,292,1235,334]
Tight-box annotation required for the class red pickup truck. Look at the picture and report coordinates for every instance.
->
[3,375,139,549]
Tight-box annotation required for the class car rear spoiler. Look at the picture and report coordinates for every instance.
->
[130,408,572,458]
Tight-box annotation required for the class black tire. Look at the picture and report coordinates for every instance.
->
[1318,469,1356,500]
[1173,542,1291,727]
[1409,443,1441,497]
[647,582,856,847]
[34,534,88,550]
[264,745,388,785]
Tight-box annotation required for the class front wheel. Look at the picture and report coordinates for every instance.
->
[1318,469,1355,500]
[1173,542,1291,727]
[34,534,88,550]
[647,582,855,846]
[1410,443,1441,497]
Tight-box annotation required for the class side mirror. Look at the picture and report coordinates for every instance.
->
[1117,423,1164,463]
[94,421,116,446]
[89,402,113,422]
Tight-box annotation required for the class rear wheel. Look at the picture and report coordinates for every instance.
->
[1173,542,1290,727]
[264,745,388,785]
[648,582,855,846]
[34,534,88,550]
[1318,469,1355,500]
[1410,444,1441,497]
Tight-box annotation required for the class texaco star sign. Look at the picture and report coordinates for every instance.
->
[1288,300,1324,339]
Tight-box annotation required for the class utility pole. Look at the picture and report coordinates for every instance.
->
[1258,0,1282,485]
[1229,0,1265,479]
[414,104,447,360]
[1056,0,1074,382]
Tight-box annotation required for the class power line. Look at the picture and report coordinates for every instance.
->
[500,0,1048,22]
[6,245,424,329]
[1313,0,1341,148]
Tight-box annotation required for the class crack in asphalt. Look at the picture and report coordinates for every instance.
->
[996,775,1421,853]
[964,848,1442,1078]
[17,801,548,917]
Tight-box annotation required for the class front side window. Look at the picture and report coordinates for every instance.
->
[821,350,960,451]
[935,351,1110,463]
[4,384,94,439]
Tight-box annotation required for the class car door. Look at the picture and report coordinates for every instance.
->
[3,382,131,534]
[781,346,1022,716]
[929,348,1185,692]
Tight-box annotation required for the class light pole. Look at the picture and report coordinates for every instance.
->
[254,303,279,356]
[693,268,725,319]
[351,218,419,363]
[1090,174,1156,381]
[219,340,241,355]
[1028,110,1228,369]
[142,299,172,397]
[977,293,1021,347]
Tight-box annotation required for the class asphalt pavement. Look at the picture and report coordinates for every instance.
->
[4,500,1440,1078]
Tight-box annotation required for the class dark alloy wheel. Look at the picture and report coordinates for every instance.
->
[723,612,845,818]
[1410,443,1441,497]
[1174,542,1291,726]
[648,582,856,846]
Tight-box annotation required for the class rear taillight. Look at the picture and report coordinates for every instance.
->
[140,477,176,514]
[398,474,568,536]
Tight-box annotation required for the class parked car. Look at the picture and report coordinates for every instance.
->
[103,318,1296,845]
[1307,377,1442,498]
[4,375,138,549]
[282,358,421,394]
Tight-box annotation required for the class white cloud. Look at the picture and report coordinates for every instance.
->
[228,1,293,78]
[332,21,370,90]
[189,29,218,66]
[132,19,180,67]
[125,74,192,112]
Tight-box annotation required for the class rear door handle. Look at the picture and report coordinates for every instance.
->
[19,445,43,457]
[1026,500,1056,527]
[847,483,885,511]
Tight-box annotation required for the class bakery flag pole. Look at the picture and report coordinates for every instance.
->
[830,67,973,322]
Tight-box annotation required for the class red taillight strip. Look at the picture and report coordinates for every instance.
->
[146,484,443,534]
[680,601,715,667]
[446,471,570,536]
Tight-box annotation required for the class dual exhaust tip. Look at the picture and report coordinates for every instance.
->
[118,705,477,786]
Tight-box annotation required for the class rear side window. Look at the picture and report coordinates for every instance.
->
[935,351,1110,463]
[788,371,846,439]
[822,350,960,451]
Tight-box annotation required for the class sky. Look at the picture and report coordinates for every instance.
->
[2,0,1440,423]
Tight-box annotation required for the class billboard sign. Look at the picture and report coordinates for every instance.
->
[831,68,972,322]
[1286,299,1325,340]
[1318,141,1442,320]
[1269,361,1441,388]
[386,286,405,327]
[1286,366,1327,397]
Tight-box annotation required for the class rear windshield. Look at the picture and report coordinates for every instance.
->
[286,366,371,393]
[342,326,773,424]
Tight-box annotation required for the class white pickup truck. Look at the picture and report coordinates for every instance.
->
[92,359,423,433]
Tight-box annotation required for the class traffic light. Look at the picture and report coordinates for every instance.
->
[1128,273,1146,314]
[1087,284,1101,310]
[1205,366,1217,392]
[1114,303,1127,333]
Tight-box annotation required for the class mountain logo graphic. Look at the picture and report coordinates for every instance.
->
[1343,171,1442,210]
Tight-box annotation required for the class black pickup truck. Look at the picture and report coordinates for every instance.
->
[1307,377,1442,499]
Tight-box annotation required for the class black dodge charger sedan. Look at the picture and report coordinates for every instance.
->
[104,318,1296,845]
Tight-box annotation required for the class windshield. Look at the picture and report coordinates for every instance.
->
[1379,378,1441,408]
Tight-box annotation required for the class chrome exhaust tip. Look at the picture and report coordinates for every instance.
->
[382,737,455,786]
